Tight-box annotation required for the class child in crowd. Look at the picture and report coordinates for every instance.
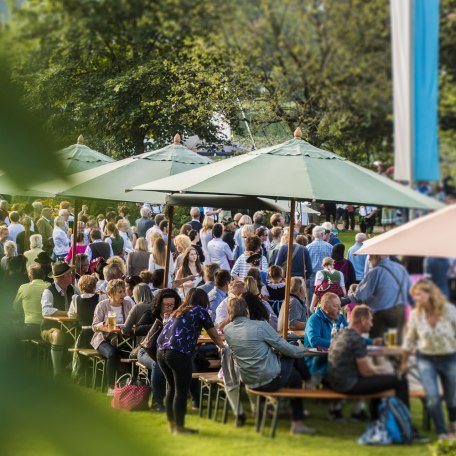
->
[263,265,286,301]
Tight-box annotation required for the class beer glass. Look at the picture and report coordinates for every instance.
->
[107,311,117,330]
[386,329,397,347]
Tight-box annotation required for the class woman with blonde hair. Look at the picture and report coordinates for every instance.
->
[173,234,191,272]
[401,280,456,441]
[126,237,150,276]
[24,234,44,268]
[234,214,252,258]
[200,216,214,257]
[149,237,174,286]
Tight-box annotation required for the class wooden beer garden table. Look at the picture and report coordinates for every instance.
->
[97,325,135,351]
[197,329,305,345]
[43,315,79,341]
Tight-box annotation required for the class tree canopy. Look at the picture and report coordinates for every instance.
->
[2,0,455,172]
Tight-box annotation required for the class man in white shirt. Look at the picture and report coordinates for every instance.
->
[41,262,76,377]
[206,223,233,270]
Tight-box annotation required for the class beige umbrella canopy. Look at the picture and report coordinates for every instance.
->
[356,204,456,258]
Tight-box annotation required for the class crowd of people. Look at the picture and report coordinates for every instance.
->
[1,198,455,440]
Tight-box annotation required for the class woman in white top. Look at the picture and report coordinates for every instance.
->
[206,223,233,271]
[52,215,69,261]
[401,280,456,441]
[200,216,214,257]
[23,234,44,268]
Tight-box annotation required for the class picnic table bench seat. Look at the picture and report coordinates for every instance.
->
[246,387,395,438]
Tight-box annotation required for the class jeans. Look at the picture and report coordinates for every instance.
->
[344,375,409,420]
[137,348,166,406]
[97,341,119,388]
[371,305,405,345]
[158,349,193,427]
[308,272,317,305]
[416,352,456,435]
[252,357,310,421]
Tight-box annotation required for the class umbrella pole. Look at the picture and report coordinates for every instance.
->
[282,198,296,338]
[71,198,80,267]
[163,205,174,288]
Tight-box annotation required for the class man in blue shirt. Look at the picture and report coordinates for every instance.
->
[347,233,368,283]
[208,269,231,321]
[350,255,411,343]
[306,226,333,301]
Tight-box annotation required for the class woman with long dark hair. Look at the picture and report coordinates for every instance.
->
[135,288,181,411]
[331,243,356,290]
[175,247,203,296]
[157,288,224,434]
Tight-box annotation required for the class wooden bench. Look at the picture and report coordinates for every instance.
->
[31,339,51,369]
[246,387,395,438]
[77,349,106,390]
[197,372,220,419]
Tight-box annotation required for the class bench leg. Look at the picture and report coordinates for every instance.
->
[270,398,280,439]
[260,397,269,435]
[213,385,221,422]
[254,395,261,433]
[199,382,205,417]
[222,390,229,424]
[207,384,214,419]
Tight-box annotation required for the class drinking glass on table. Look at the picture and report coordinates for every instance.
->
[386,328,397,347]
[107,311,117,330]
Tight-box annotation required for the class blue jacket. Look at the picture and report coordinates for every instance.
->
[304,308,347,375]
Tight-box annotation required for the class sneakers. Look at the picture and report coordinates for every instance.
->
[350,410,369,422]
[328,410,345,423]
[152,403,165,412]
[106,387,115,397]
[290,423,315,435]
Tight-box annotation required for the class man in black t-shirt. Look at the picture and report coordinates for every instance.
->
[327,305,409,419]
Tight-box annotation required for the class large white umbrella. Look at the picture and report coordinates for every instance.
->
[356,204,456,258]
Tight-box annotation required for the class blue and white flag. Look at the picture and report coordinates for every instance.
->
[391,0,440,183]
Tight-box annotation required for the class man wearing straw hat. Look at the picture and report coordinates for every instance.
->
[40,261,75,377]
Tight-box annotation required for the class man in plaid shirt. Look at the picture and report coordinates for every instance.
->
[306,226,333,303]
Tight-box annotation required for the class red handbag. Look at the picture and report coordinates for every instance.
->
[111,373,151,411]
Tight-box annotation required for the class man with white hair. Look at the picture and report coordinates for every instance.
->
[306,226,333,302]
[321,221,341,246]
[135,206,154,238]
[347,233,368,283]
[32,201,43,222]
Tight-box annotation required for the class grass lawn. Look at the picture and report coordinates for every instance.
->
[7,387,435,456]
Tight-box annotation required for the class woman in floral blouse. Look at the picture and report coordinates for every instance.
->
[401,280,456,441]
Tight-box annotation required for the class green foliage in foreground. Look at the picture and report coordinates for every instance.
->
[7,388,433,456]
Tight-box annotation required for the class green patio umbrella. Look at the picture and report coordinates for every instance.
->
[0,135,113,198]
[32,134,212,203]
[129,128,444,337]
[58,134,115,174]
